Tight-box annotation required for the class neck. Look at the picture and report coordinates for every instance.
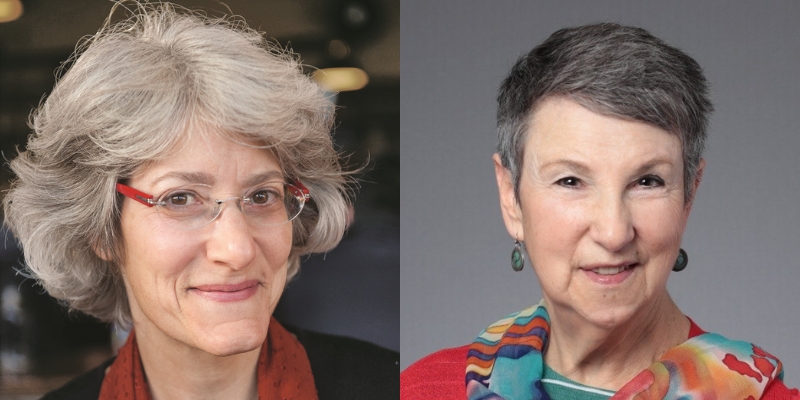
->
[133,320,261,400]
[543,292,689,390]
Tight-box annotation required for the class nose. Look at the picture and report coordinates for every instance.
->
[589,191,635,253]
[205,202,257,270]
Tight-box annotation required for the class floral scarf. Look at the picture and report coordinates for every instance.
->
[466,304,784,400]
[99,317,318,399]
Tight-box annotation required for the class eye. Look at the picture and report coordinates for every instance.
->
[250,187,282,205]
[637,175,665,188]
[556,176,582,187]
[161,190,202,208]
[169,193,189,205]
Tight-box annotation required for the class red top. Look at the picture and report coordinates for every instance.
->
[401,319,799,399]
[99,318,319,400]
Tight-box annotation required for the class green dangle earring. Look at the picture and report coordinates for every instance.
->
[672,248,688,272]
[511,237,524,272]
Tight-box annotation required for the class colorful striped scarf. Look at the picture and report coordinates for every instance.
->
[466,304,784,400]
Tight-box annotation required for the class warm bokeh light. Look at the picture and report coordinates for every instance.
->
[327,39,351,60]
[312,67,369,92]
[0,0,23,23]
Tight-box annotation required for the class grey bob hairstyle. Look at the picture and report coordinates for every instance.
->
[3,2,350,328]
[497,23,713,202]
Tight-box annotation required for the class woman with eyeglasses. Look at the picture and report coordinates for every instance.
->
[3,3,396,399]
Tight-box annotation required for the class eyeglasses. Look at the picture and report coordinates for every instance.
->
[116,180,310,230]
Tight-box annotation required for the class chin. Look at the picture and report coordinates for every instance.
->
[584,302,646,331]
[582,310,629,330]
[193,319,269,357]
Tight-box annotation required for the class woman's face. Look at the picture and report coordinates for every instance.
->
[118,132,292,357]
[495,97,703,329]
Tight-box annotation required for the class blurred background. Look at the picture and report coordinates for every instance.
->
[0,0,398,397]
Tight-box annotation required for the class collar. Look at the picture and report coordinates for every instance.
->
[99,317,318,400]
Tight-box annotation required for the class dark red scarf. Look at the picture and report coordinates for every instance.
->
[99,318,318,399]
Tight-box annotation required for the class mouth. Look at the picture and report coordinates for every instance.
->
[581,262,638,284]
[593,264,634,275]
[189,280,260,302]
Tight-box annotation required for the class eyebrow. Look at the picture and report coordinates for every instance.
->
[538,158,676,174]
[633,159,676,175]
[242,171,285,187]
[151,170,284,187]
[538,159,590,174]
[152,171,215,186]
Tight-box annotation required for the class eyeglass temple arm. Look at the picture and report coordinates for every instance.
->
[290,180,311,201]
[116,182,155,207]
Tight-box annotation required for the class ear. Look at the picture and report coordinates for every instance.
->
[92,240,113,262]
[684,158,706,215]
[493,153,525,241]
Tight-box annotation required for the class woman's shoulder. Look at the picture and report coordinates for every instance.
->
[39,357,115,400]
[763,379,800,399]
[285,325,399,400]
[398,327,800,400]
[41,327,398,400]
[401,345,469,399]
[689,318,799,399]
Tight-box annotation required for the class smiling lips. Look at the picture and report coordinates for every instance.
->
[581,263,638,285]
[190,280,260,302]
[594,264,633,275]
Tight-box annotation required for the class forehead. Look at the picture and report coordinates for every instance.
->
[525,97,681,163]
[132,130,282,187]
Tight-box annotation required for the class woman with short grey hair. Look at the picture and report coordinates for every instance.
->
[401,23,797,399]
[4,2,396,399]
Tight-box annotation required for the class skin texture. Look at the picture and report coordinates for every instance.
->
[494,97,703,389]
[113,131,292,399]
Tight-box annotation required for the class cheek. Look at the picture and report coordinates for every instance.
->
[521,193,584,260]
[258,226,293,279]
[119,205,204,295]
[630,201,687,291]
[254,228,293,316]
[630,198,687,251]
[263,224,293,262]
[124,214,198,272]
[518,193,586,294]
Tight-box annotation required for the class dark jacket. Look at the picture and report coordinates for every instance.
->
[41,326,399,399]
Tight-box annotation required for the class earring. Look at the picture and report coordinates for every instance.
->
[511,238,525,272]
[672,248,688,272]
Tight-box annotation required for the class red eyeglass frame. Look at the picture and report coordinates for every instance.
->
[115,180,311,206]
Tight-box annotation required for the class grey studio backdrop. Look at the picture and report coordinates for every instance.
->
[399,0,800,385]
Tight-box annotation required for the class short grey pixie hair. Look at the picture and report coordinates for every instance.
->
[3,2,350,327]
[497,23,713,202]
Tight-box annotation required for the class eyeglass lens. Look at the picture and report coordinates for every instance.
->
[155,184,305,230]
